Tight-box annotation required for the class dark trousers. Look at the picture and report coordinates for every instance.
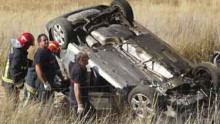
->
[22,88,36,107]
[69,83,94,117]
[35,79,54,104]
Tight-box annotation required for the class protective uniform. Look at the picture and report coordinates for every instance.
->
[22,67,38,106]
[23,41,69,106]
[30,48,56,103]
[2,47,30,88]
[1,33,34,104]
[48,41,70,94]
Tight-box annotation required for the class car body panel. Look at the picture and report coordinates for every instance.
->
[46,1,218,114]
[89,47,153,88]
[134,34,192,76]
[46,5,108,38]
[88,92,115,110]
[91,24,135,42]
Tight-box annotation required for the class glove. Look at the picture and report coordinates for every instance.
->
[43,81,52,91]
[77,104,84,115]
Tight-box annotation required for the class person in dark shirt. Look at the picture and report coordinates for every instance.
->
[34,34,56,103]
[1,32,34,105]
[69,51,90,116]
[23,40,65,106]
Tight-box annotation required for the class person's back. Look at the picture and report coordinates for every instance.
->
[8,47,28,85]
[1,33,34,106]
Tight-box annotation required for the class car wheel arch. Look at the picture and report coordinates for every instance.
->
[50,17,75,49]
[193,62,220,92]
[128,85,159,118]
[111,0,134,24]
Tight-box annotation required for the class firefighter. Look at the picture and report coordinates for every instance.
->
[48,41,61,55]
[1,32,35,104]
[48,41,70,95]
[23,40,70,106]
[22,65,37,106]
[33,34,58,103]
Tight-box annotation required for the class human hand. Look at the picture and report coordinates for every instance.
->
[43,81,52,91]
[77,104,84,115]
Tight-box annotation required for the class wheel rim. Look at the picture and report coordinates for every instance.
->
[131,93,154,118]
[53,24,65,46]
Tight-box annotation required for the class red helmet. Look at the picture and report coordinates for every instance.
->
[48,41,60,52]
[17,32,35,47]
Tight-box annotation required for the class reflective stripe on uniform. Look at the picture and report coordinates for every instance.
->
[2,76,13,84]
[2,56,26,87]
[2,74,25,87]
[23,91,31,107]
[25,83,37,95]
[2,59,14,84]
[15,79,25,88]
[4,58,10,78]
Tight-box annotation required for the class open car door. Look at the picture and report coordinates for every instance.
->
[88,68,117,111]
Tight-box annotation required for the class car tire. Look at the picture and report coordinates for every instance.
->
[128,85,158,119]
[193,62,220,93]
[111,0,134,24]
[51,17,75,49]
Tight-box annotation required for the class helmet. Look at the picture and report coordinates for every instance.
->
[17,32,35,47]
[48,41,60,52]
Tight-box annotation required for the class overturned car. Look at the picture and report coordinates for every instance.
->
[46,0,220,118]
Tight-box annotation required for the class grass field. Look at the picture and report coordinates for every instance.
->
[0,0,219,62]
[0,0,220,123]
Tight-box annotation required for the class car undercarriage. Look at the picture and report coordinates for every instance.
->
[46,0,220,119]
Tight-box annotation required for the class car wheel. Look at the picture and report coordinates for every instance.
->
[193,62,220,93]
[51,17,74,49]
[111,0,134,24]
[128,85,157,119]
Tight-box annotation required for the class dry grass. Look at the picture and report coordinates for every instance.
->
[0,0,219,62]
[1,94,220,124]
[0,0,220,123]
[133,0,220,63]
